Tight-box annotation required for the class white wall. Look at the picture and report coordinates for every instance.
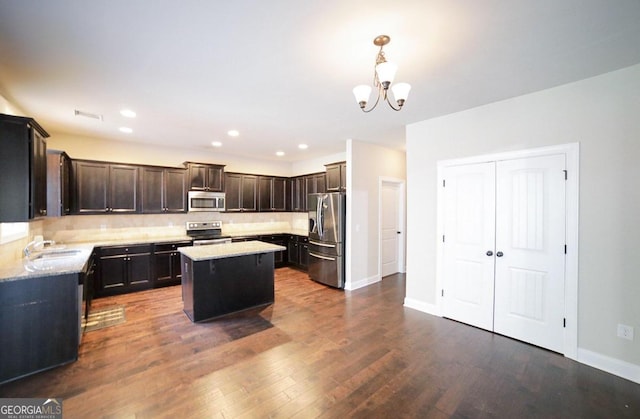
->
[291,151,347,177]
[48,133,294,177]
[346,140,406,290]
[406,64,640,379]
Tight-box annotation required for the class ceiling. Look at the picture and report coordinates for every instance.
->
[1,1,640,162]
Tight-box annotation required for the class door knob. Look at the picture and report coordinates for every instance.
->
[397,231,401,234]
[486,250,493,256]
[496,251,504,257]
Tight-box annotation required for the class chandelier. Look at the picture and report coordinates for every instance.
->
[353,35,411,112]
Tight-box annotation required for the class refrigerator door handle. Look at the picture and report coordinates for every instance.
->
[309,240,336,248]
[316,195,324,238]
[309,252,336,261]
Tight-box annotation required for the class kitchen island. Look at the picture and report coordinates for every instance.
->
[179,241,286,322]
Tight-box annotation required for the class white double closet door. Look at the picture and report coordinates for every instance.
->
[442,154,566,353]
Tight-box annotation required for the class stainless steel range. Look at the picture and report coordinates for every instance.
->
[185,221,232,245]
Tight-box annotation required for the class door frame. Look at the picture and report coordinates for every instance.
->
[435,143,579,360]
[379,177,406,278]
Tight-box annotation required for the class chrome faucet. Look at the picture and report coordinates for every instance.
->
[23,239,56,259]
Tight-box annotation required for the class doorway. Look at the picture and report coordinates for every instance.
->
[380,179,405,278]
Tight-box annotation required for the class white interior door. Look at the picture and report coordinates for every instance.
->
[381,182,401,277]
[493,155,566,352]
[442,162,496,331]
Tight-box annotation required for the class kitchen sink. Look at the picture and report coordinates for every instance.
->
[31,249,83,260]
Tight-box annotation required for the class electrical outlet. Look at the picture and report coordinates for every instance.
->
[617,324,634,341]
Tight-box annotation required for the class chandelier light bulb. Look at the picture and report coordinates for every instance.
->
[353,85,372,108]
[375,61,397,86]
[391,82,411,106]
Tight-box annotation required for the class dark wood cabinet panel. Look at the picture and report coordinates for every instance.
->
[304,172,326,210]
[186,162,225,192]
[287,235,309,271]
[290,176,307,212]
[258,176,287,211]
[259,234,286,267]
[154,241,191,287]
[74,161,109,213]
[46,150,72,217]
[241,175,257,211]
[0,113,50,222]
[225,173,257,212]
[109,165,139,213]
[326,162,347,192]
[96,245,152,297]
[141,167,186,213]
[73,161,139,214]
[0,273,78,384]
[164,169,187,212]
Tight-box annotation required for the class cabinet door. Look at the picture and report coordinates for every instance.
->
[292,176,306,212]
[141,167,164,213]
[99,256,127,291]
[325,164,341,192]
[272,177,286,211]
[241,175,257,211]
[60,153,72,215]
[340,163,347,191]
[188,164,207,190]
[225,173,242,211]
[288,239,299,265]
[75,161,109,213]
[299,239,309,269]
[110,165,139,213]
[128,253,152,287]
[206,166,224,192]
[258,176,273,211]
[164,169,187,212]
[155,251,173,283]
[31,129,48,217]
[315,173,326,194]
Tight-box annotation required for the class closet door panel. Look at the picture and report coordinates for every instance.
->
[442,162,496,331]
[493,154,566,353]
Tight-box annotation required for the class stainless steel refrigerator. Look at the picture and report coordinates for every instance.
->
[308,192,345,288]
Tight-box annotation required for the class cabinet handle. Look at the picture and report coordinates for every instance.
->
[496,251,504,257]
[486,250,493,256]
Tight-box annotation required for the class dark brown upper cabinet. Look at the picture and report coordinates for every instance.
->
[258,176,287,212]
[0,113,49,222]
[325,161,346,192]
[73,160,139,214]
[46,150,72,217]
[185,162,225,192]
[225,173,257,212]
[140,167,187,213]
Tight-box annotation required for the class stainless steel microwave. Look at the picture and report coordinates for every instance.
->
[187,191,225,212]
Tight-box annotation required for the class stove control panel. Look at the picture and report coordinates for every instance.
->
[186,220,222,231]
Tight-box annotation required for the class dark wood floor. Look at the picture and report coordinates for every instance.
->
[1,268,639,418]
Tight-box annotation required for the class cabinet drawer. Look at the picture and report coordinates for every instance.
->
[100,244,152,257]
[155,241,191,253]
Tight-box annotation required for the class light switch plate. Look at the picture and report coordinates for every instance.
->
[617,324,634,341]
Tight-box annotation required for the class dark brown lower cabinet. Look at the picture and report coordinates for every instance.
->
[258,234,287,268]
[0,273,79,384]
[96,244,152,297]
[287,235,309,270]
[154,241,192,286]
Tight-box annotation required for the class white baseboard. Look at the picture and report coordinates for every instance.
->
[577,348,640,384]
[403,297,441,316]
[346,274,380,291]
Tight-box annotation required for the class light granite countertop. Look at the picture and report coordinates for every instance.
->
[179,241,286,261]
[0,229,305,282]
[0,244,95,282]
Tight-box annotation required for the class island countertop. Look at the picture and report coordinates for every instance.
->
[178,240,286,261]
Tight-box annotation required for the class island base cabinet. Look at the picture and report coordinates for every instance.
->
[181,253,275,322]
[0,274,79,384]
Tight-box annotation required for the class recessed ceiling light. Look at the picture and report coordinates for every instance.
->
[120,109,136,118]
[119,127,133,133]
[211,141,222,147]
[276,151,285,157]
[227,130,239,137]
[298,144,308,150]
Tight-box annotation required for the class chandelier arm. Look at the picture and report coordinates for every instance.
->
[385,93,402,111]
[360,87,382,113]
